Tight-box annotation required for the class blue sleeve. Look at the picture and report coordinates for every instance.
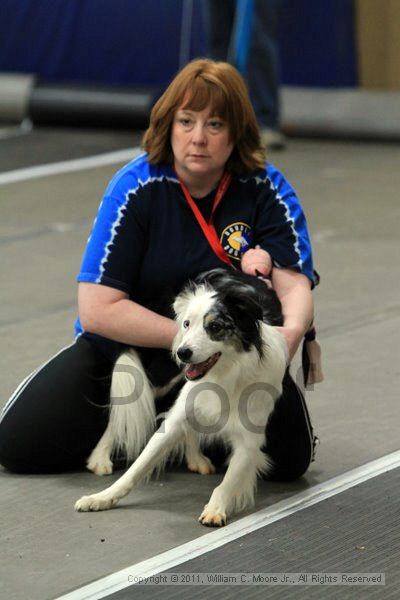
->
[77,175,148,295]
[254,164,315,284]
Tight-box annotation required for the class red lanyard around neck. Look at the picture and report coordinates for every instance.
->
[178,173,234,268]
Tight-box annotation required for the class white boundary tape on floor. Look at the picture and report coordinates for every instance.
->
[0,148,141,186]
[57,449,400,600]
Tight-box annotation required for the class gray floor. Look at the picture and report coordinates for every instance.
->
[109,468,400,600]
[1,126,400,600]
[0,125,142,171]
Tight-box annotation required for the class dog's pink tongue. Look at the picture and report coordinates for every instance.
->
[184,353,221,380]
[185,362,206,380]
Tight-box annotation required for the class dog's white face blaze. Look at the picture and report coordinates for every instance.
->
[173,287,228,380]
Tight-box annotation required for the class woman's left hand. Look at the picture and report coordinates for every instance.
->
[241,245,272,277]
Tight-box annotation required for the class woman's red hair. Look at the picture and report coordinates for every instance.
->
[142,59,266,176]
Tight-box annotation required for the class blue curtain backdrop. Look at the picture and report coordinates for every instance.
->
[0,0,357,88]
[0,0,204,86]
[279,0,357,87]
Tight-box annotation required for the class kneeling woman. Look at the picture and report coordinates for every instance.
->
[0,59,318,479]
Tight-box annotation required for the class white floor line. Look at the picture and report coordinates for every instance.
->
[0,147,141,186]
[57,449,400,600]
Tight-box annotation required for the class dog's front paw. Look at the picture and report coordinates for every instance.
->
[187,454,216,475]
[74,494,118,512]
[86,457,114,476]
[198,504,227,527]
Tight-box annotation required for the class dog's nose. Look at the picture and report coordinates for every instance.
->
[177,346,193,362]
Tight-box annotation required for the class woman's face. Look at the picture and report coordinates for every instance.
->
[171,106,234,184]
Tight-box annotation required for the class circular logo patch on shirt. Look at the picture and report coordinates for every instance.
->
[220,222,251,261]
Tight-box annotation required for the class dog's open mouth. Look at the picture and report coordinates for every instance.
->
[184,352,221,381]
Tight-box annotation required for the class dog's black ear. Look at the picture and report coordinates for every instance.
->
[223,290,263,321]
[195,267,230,287]
[222,291,263,353]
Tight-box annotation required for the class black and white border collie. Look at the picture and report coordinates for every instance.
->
[75,268,288,527]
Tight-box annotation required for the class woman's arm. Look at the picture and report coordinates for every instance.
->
[271,268,314,361]
[78,283,178,350]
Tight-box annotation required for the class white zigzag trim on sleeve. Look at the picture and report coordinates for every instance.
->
[267,176,302,269]
[96,175,179,282]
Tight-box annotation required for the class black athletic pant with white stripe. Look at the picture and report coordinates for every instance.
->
[0,336,316,480]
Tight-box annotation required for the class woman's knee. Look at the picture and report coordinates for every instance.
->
[0,419,40,473]
[0,340,112,473]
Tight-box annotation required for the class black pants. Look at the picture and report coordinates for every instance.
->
[0,337,316,479]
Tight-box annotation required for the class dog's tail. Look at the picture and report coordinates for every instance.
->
[108,348,156,462]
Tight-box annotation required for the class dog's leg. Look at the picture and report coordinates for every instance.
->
[199,445,268,527]
[86,423,114,475]
[75,415,186,512]
[184,432,215,475]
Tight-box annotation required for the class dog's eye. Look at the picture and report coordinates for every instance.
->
[209,322,222,334]
[183,320,190,329]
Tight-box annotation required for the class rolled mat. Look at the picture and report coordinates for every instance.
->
[29,83,157,128]
[0,74,157,127]
[0,73,36,122]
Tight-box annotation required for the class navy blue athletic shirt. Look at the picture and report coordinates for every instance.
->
[75,153,314,356]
